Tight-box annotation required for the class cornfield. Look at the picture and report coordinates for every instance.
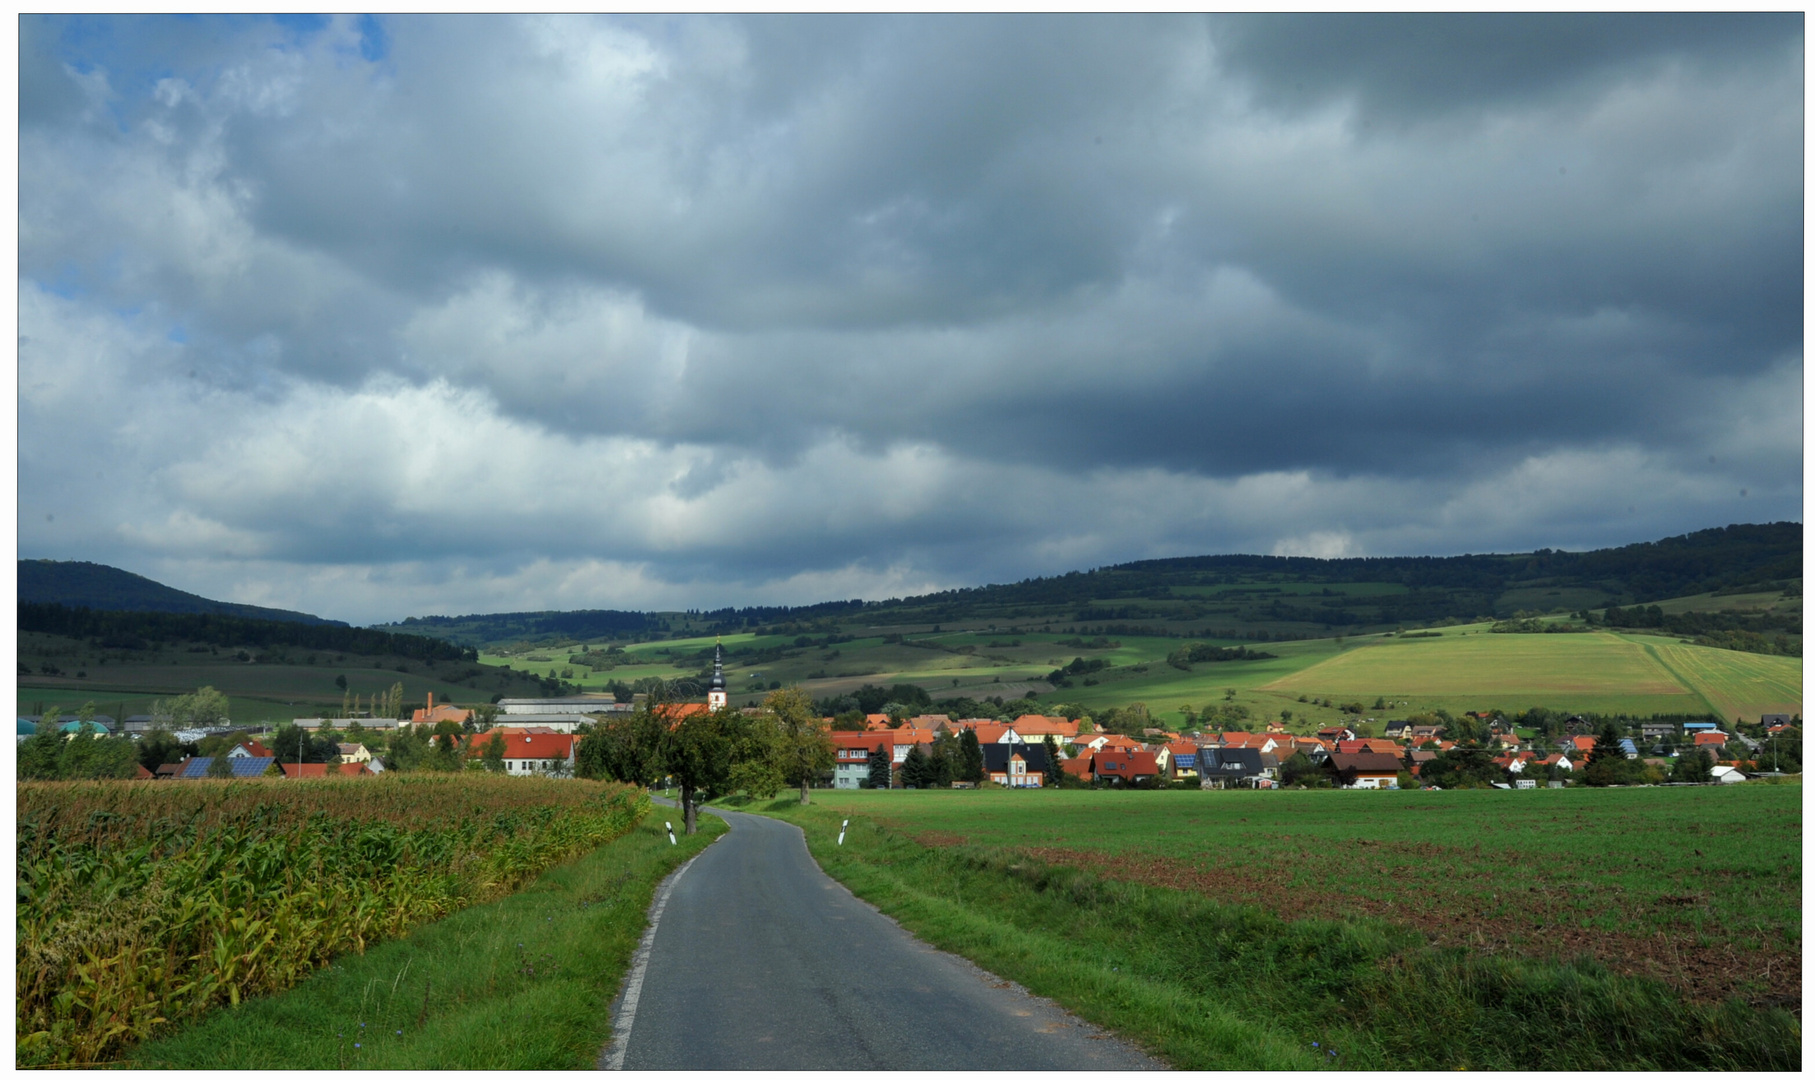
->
[17,775,648,1066]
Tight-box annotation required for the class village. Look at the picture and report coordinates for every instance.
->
[31,683,1791,791]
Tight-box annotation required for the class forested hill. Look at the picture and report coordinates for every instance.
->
[382,522,1800,647]
[18,560,341,625]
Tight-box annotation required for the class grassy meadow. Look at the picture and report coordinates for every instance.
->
[748,785,1801,1069]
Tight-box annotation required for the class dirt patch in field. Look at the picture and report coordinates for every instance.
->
[1014,844,1799,1015]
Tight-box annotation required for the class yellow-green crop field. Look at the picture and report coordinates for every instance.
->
[1263,630,1799,720]
[16,776,647,1067]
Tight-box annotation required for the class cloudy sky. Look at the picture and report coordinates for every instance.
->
[17,14,1804,626]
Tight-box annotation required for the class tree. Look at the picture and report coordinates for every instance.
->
[900,745,930,788]
[136,728,186,771]
[868,742,894,789]
[576,703,669,785]
[155,686,230,728]
[1418,747,1506,789]
[667,707,738,834]
[206,753,234,779]
[481,731,506,773]
[1278,751,1319,787]
[766,687,835,805]
[18,721,67,780]
[831,709,867,732]
[1583,722,1634,787]
[1042,735,1064,787]
[927,735,954,788]
[270,724,338,765]
[959,729,985,783]
[1671,749,1715,783]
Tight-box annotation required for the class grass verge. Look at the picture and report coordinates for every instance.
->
[752,798,1799,1070]
[128,805,724,1070]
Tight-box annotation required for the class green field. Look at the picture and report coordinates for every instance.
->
[792,785,1800,1013]
[752,786,1800,1069]
[1264,629,1800,720]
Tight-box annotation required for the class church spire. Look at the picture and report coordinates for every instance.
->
[707,636,728,710]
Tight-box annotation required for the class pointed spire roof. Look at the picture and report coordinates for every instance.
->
[708,638,726,693]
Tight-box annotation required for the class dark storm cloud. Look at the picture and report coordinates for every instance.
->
[16,14,1802,623]
[1210,13,1800,121]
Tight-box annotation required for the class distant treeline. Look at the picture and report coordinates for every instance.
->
[20,603,476,663]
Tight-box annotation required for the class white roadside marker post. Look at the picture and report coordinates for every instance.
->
[838,819,848,845]
[665,821,676,845]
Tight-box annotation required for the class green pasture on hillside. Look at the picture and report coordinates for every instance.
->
[796,785,1800,1006]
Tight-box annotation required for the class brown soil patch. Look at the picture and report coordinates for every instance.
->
[1016,844,1799,1015]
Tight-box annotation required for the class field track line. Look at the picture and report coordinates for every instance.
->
[1638,641,1723,718]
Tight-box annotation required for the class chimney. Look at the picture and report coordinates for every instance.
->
[427,692,434,712]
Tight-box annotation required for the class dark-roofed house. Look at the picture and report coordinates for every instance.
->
[1197,746,1272,789]
[1325,751,1404,789]
[1383,719,1412,739]
[982,743,1050,788]
[179,756,276,779]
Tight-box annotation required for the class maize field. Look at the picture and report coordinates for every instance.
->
[16,775,648,1066]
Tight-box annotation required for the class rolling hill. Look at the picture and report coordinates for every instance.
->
[18,560,341,625]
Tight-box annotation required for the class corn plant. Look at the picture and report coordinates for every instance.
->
[17,775,648,1066]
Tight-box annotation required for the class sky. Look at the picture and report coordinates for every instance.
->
[16,14,1805,626]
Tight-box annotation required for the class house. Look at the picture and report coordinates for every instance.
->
[981,743,1049,788]
[1165,740,1200,780]
[338,742,373,764]
[1617,738,1639,760]
[1693,731,1729,750]
[1563,735,1597,755]
[1383,719,1413,739]
[1061,754,1095,782]
[1405,749,1438,776]
[226,741,275,759]
[1640,722,1677,740]
[180,756,278,779]
[1682,721,1719,734]
[1324,751,1403,789]
[1317,726,1357,743]
[1709,765,1748,784]
[1335,738,1400,756]
[1219,731,1284,755]
[904,714,954,733]
[1089,749,1159,785]
[409,693,476,729]
[1411,724,1447,741]
[467,731,576,776]
[1198,746,1270,789]
[154,761,188,779]
[831,731,891,789]
[1011,715,1080,743]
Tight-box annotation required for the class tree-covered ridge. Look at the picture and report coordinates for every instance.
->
[17,560,340,625]
[18,603,476,664]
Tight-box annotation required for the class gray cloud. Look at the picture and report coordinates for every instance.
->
[17,15,1802,624]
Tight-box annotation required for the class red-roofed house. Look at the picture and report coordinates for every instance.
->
[1011,715,1080,742]
[1089,749,1159,785]
[1324,752,1403,789]
[831,731,892,788]
[1219,731,1284,754]
[468,731,575,776]
[410,693,474,729]
[227,741,275,759]
[1693,731,1729,749]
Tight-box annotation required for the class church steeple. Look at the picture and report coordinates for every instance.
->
[707,637,728,710]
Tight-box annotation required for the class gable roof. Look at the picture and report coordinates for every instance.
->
[235,741,275,757]
[181,756,277,779]
[469,731,574,760]
[982,742,1050,773]
[1326,751,1403,775]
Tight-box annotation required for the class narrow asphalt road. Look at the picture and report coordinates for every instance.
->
[605,803,1163,1070]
